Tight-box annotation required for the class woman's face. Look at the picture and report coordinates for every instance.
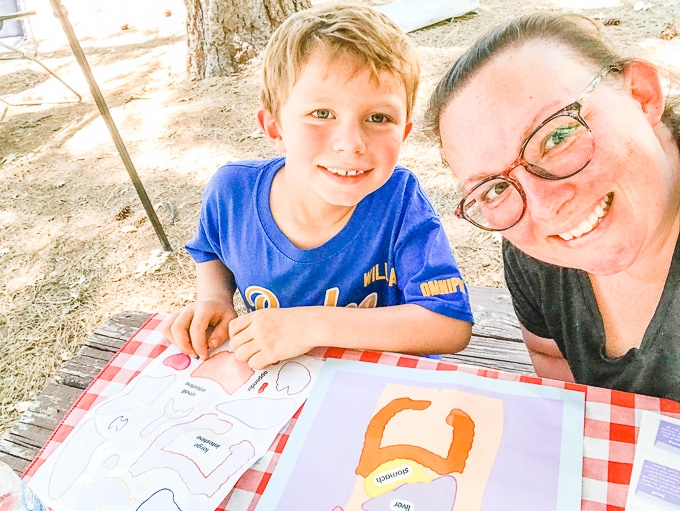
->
[439,42,680,275]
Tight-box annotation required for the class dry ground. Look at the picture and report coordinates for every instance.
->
[1,0,680,436]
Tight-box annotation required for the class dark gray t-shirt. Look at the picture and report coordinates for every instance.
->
[503,238,680,401]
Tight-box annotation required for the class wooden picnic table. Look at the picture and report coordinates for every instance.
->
[0,285,530,475]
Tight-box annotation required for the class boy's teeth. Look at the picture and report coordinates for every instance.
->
[558,193,612,241]
[326,167,365,177]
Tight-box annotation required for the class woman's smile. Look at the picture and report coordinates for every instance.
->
[557,192,613,240]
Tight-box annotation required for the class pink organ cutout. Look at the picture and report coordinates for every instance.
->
[191,351,254,395]
[163,353,192,371]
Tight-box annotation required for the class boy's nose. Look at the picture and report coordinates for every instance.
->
[331,120,367,154]
[513,165,577,221]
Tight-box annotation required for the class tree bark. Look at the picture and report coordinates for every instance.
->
[184,0,312,78]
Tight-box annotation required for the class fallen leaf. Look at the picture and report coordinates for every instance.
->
[115,205,132,221]
[661,22,677,40]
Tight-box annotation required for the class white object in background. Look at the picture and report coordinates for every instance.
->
[633,2,654,11]
[0,460,46,511]
[375,0,480,33]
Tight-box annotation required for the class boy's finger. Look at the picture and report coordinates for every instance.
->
[168,311,198,358]
[228,312,252,339]
[208,319,230,350]
[158,312,178,343]
[233,338,259,363]
[247,351,269,370]
[187,313,210,360]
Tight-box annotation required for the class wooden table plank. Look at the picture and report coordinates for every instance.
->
[0,311,153,475]
[468,284,523,342]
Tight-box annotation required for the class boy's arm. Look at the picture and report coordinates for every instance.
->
[160,259,239,359]
[229,304,471,369]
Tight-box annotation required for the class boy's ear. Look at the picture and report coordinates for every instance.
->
[402,121,413,141]
[256,106,286,153]
[624,60,665,126]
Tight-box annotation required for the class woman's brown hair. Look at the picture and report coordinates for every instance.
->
[427,13,680,147]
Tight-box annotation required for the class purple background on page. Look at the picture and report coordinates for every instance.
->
[656,421,680,451]
[636,460,680,506]
[273,370,564,511]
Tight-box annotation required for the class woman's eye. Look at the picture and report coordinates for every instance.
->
[312,109,333,119]
[367,113,388,123]
[544,125,577,151]
[481,181,510,203]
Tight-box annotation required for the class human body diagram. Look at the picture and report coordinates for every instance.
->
[257,360,585,511]
[29,331,324,511]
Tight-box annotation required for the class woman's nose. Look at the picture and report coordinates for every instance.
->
[331,120,367,154]
[513,165,577,220]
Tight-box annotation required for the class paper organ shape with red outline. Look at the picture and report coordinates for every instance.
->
[344,385,504,511]
[190,351,254,395]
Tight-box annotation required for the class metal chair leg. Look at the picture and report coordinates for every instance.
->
[0,38,81,105]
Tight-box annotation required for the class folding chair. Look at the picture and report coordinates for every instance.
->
[0,0,81,106]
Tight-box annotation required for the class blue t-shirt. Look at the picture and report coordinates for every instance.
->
[186,157,473,324]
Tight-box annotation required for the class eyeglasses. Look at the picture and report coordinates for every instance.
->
[455,65,620,232]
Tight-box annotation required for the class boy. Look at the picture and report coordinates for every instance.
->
[161,2,473,369]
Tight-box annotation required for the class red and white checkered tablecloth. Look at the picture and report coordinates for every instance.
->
[22,313,680,511]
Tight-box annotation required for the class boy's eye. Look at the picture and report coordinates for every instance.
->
[367,113,389,123]
[312,109,334,119]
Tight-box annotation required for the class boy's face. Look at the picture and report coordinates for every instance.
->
[259,50,412,210]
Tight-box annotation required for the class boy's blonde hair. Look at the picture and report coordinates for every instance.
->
[261,2,420,121]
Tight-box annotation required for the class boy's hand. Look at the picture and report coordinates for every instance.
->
[160,300,238,360]
[228,308,316,369]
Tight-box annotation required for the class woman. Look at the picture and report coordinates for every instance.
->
[428,13,680,401]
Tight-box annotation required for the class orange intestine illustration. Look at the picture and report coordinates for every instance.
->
[356,397,475,478]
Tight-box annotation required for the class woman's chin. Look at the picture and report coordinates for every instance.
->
[549,248,638,275]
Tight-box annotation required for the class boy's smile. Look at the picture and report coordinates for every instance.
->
[259,49,412,237]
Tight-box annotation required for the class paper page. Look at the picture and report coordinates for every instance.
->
[257,359,585,511]
[626,411,680,510]
[29,334,324,511]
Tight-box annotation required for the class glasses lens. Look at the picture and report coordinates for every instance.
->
[524,115,593,178]
[462,178,524,230]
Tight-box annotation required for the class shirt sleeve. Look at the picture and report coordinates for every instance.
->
[395,183,474,324]
[184,169,225,264]
[502,239,552,339]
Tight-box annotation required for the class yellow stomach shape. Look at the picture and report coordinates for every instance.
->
[364,458,432,497]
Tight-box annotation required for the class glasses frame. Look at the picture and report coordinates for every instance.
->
[455,65,621,232]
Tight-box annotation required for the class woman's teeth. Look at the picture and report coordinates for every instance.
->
[326,167,366,177]
[558,193,612,241]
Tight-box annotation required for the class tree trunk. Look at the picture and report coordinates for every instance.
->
[184,0,312,78]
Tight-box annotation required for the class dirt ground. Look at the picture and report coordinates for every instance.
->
[1,0,680,436]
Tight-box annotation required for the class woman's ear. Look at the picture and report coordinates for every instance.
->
[624,60,665,126]
[256,106,286,153]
